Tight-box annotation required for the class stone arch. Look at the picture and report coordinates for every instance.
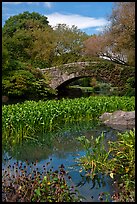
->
[39,60,134,90]
[56,75,113,91]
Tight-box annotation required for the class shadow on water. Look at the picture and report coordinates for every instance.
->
[2,87,99,106]
[2,120,121,202]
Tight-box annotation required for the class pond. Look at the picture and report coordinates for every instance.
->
[2,121,122,202]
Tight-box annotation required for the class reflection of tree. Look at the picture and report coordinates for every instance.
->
[76,171,106,190]
[3,142,53,162]
[2,121,118,161]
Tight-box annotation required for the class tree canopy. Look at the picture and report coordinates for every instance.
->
[52,24,88,65]
[2,9,135,99]
[83,2,135,66]
[2,11,89,98]
[2,11,50,37]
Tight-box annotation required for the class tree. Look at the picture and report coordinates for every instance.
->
[2,11,57,98]
[2,11,50,37]
[83,2,135,66]
[28,27,56,68]
[2,41,10,73]
[2,12,54,68]
[52,24,88,65]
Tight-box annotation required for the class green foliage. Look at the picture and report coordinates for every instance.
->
[2,96,134,147]
[77,133,110,179]
[108,129,135,201]
[30,79,57,98]
[28,27,56,68]
[69,78,90,87]
[77,129,135,202]
[70,78,113,96]
[2,42,10,73]
[32,165,81,202]
[2,11,52,68]
[2,67,56,98]
[54,24,88,55]
[121,77,135,96]
[51,24,88,66]
[9,30,33,60]
[2,11,57,98]
[3,11,49,38]
[2,70,34,96]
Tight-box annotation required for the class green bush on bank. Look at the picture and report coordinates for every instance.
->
[2,68,57,99]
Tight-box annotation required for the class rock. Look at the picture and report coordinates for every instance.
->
[99,110,135,131]
[2,95,9,103]
[99,112,112,121]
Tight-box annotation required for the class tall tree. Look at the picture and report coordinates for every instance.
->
[2,11,50,37]
[2,11,55,68]
[52,24,88,65]
[29,27,56,67]
[2,12,56,98]
[83,2,135,66]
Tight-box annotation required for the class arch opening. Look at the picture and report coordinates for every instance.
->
[57,76,116,98]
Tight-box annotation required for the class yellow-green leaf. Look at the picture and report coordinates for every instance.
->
[110,172,114,179]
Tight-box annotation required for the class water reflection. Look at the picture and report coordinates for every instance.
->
[2,122,120,202]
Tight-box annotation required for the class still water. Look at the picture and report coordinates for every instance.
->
[2,121,121,202]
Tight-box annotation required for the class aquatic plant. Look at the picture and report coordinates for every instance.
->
[77,133,110,179]
[2,96,135,146]
[77,129,135,202]
[2,159,82,202]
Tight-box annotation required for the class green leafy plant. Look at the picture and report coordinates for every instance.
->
[2,96,135,146]
[77,133,111,180]
[77,129,135,202]
[32,165,81,202]
[2,160,82,202]
[108,129,135,202]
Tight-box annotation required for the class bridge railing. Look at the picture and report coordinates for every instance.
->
[38,61,98,71]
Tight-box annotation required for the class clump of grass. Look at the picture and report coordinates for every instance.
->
[2,159,82,202]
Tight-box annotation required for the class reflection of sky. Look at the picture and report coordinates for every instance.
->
[2,125,118,202]
[2,149,114,202]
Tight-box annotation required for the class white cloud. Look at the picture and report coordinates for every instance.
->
[3,2,52,8]
[46,12,108,29]
[44,2,52,8]
[95,26,105,32]
[2,2,41,5]
[2,2,23,4]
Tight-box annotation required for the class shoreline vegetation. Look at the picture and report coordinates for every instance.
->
[2,96,135,202]
[2,96,134,146]
[77,129,135,202]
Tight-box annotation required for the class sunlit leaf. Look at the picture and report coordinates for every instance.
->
[110,172,114,179]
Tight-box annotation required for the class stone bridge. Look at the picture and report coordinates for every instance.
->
[37,59,134,90]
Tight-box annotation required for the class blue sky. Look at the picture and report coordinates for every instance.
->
[2,2,114,35]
